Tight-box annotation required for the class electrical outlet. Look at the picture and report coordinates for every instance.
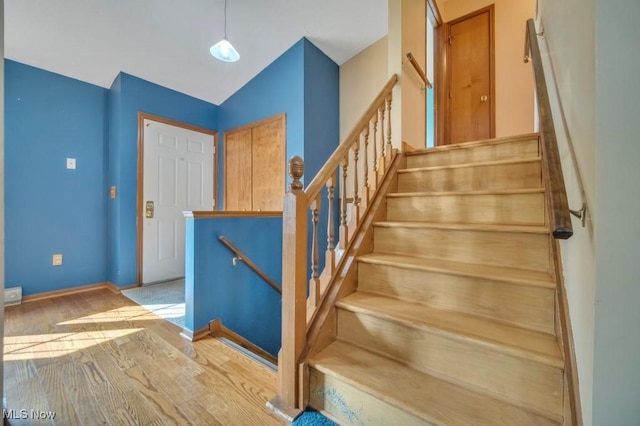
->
[66,158,76,169]
[52,254,63,266]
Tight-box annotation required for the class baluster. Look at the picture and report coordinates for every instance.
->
[379,104,387,172]
[386,96,393,164]
[352,138,360,222]
[371,112,379,189]
[339,156,349,249]
[309,195,321,308]
[325,175,336,273]
[362,125,370,207]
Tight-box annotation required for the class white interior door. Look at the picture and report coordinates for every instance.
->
[142,119,214,284]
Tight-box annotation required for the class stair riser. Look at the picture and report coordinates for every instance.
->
[374,227,550,272]
[387,193,546,225]
[309,368,431,426]
[398,161,542,193]
[407,139,539,168]
[337,310,563,416]
[358,262,555,334]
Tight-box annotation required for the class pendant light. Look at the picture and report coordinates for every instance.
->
[210,0,240,62]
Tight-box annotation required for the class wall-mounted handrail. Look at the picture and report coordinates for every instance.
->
[406,52,432,89]
[218,236,281,295]
[524,19,575,239]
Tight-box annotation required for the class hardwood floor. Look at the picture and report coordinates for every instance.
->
[3,289,285,425]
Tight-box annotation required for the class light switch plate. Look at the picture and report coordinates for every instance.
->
[66,158,76,169]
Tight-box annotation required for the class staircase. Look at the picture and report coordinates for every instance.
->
[306,134,565,425]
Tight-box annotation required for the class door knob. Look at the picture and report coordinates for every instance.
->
[145,201,154,218]
[480,95,488,102]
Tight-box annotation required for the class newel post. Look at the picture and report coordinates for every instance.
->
[274,155,308,418]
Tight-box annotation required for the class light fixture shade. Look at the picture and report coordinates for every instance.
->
[210,39,240,62]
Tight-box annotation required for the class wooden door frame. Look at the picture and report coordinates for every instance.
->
[435,4,495,146]
[222,113,286,211]
[427,0,443,148]
[136,112,218,286]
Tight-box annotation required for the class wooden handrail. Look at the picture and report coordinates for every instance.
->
[406,52,432,89]
[271,76,400,417]
[304,74,398,200]
[218,236,282,294]
[524,19,573,239]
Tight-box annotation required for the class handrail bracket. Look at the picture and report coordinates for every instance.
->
[569,203,587,228]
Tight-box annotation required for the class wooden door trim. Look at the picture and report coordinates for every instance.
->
[223,113,286,211]
[136,112,218,286]
[436,5,495,146]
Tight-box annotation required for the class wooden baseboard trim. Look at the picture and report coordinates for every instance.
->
[180,326,210,342]
[110,282,140,293]
[21,282,114,304]
[209,319,278,365]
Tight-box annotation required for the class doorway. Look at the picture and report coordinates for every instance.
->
[137,113,217,285]
[437,5,495,145]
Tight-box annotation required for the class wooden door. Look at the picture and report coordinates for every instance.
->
[224,128,253,211]
[223,114,286,211]
[251,118,285,211]
[446,6,494,144]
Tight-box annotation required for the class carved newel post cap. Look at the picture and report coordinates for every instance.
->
[288,156,304,190]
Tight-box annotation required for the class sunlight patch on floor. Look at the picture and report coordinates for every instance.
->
[4,328,143,361]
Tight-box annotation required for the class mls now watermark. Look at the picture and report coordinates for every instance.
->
[3,409,57,420]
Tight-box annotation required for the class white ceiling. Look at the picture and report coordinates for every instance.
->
[5,0,388,105]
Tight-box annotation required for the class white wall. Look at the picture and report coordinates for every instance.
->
[539,0,640,424]
[592,0,640,424]
[339,36,389,141]
[537,0,596,424]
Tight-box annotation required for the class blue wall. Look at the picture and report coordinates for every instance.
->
[303,39,339,181]
[108,73,219,286]
[5,60,109,295]
[185,216,283,356]
[217,38,338,196]
[187,38,338,355]
[303,39,340,273]
[6,36,339,358]
[218,39,305,202]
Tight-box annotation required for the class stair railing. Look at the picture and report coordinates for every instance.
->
[217,235,281,294]
[524,18,582,239]
[273,74,399,415]
[406,52,432,89]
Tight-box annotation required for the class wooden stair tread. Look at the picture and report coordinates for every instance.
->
[405,133,540,156]
[374,221,550,234]
[310,341,560,426]
[357,253,555,288]
[398,157,541,173]
[387,188,545,198]
[336,292,563,367]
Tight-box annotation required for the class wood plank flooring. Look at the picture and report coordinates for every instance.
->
[3,288,284,426]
